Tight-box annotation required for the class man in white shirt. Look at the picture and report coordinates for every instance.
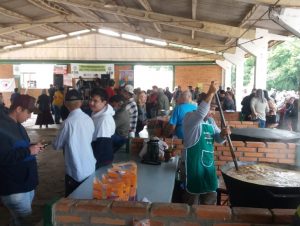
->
[89,88,116,169]
[53,89,96,197]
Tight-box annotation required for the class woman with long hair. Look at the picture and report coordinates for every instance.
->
[250,89,269,128]
[136,91,148,136]
[263,90,278,127]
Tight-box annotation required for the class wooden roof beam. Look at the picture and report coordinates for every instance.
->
[48,0,256,39]
[0,15,81,36]
[98,23,235,53]
[27,0,69,15]
[191,0,197,39]
[234,0,300,7]
[136,0,162,33]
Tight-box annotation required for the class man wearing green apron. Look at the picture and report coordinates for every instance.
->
[182,81,231,205]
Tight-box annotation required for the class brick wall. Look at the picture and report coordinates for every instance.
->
[0,64,14,106]
[212,111,259,129]
[52,198,295,225]
[175,65,222,91]
[214,141,297,176]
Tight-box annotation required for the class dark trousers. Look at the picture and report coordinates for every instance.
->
[112,133,127,153]
[65,174,84,197]
[53,105,61,124]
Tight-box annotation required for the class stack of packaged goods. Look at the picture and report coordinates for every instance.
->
[93,161,137,201]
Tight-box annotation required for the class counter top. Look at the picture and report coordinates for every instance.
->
[68,152,178,203]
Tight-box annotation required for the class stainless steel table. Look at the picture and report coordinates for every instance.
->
[68,152,178,203]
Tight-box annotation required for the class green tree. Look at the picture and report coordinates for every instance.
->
[267,38,300,91]
[244,56,255,86]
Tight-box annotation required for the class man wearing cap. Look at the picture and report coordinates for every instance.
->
[110,95,130,152]
[53,89,96,196]
[0,94,44,226]
[122,84,138,137]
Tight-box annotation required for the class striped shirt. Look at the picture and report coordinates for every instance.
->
[125,98,138,132]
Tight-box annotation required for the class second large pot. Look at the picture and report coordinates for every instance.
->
[221,161,300,209]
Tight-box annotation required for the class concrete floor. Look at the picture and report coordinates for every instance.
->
[0,115,65,226]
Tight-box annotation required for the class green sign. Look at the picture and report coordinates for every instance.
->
[78,64,106,72]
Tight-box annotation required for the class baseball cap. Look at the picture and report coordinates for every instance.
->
[65,89,82,101]
[12,94,36,113]
[124,84,134,94]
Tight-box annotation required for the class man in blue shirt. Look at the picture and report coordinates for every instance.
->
[168,90,197,139]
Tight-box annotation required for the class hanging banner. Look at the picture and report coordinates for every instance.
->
[54,65,67,75]
[119,70,134,87]
[71,63,114,78]
[0,78,16,92]
[63,73,73,87]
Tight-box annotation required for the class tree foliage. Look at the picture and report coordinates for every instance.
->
[244,56,255,86]
[267,38,300,91]
[241,38,300,91]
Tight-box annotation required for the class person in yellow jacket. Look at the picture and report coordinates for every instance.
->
[52,87,64,124]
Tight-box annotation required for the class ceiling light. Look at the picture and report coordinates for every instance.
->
[121,34,143,42]
[69,29,90,36]
[3,44,22,49]
[24,39,44,45]
[169,43,192,50]
[192,47,216,54]
[46,34,67,41]
[145,39,167,46]
[99,29,120,37]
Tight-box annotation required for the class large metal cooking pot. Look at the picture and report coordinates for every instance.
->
[230,128,300,142]
[221,161,300,209]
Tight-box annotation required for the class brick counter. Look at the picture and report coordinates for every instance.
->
[52,199,296,225]
[214,141,297,176]
[52,139,298,226]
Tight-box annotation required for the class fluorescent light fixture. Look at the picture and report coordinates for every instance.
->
[46,34,67,41]
[99,29,120,37]
[145,38,167,46]
[3,44,22,49]
[69,29,90,36]
[24,39,44,45]
[91,28,96,31]
[192,47,216,54]
[169,43,192,50]
[121,34,143,42]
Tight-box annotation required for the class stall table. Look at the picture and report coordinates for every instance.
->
[69,152,178,203]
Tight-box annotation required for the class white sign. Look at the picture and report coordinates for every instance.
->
[0,78,16,92]
[71,63,114,78]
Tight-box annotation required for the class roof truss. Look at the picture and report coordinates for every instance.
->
[48,0,256,39]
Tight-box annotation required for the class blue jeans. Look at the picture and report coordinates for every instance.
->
[1,190,35,226]
[258,119,266,128]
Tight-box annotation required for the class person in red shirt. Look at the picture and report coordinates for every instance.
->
[105,79,115,100]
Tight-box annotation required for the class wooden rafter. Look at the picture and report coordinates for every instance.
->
[48,0,256,39]
[136,0,162,33]
[98,22,235,54]
[27,0,69,15]
[191,0,197,39]
[234,0,300,7]
[0,15,81,36]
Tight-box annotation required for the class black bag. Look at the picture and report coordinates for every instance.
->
[266,115,276,124]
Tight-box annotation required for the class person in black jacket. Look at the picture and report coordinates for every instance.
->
[241,89,256,121]
[0,95,44,226]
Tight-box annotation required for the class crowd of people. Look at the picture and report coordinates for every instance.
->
[0,79,299,225]
[241,88,299,130]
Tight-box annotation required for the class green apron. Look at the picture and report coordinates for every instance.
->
[186,120,218,194]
